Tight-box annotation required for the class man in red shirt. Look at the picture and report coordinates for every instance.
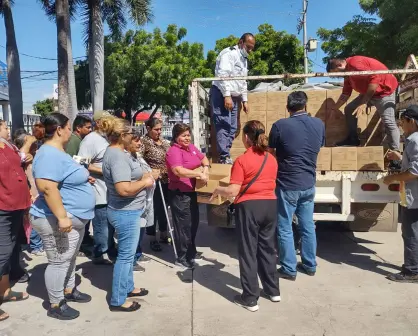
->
[327,56,400,169]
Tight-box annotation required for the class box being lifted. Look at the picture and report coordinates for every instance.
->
[195,165,231,205]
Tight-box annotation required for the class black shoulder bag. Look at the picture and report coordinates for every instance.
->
[226,153,268,226]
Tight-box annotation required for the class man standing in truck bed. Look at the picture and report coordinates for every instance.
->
[327,56,401,170]
[210,33,255,164]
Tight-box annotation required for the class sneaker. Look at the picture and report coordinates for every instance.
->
[296,262,316,276]
[64,288,92,303]
[31,250,46,257]
[388,160,402,172]
[92,256,113,265]
[10,270,30,284]
[277,268,296,281]
[233,295,259,312]
[261,290,281,302]
[336,136,360,147]
[220,157,234,165]
[47,300,80,320]
[175,259,195,271]
[133,264,145,273]
[387,272,418,283]
[138,255,151,264]
[194,252,203,260]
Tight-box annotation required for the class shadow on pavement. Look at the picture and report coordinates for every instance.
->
[76,261,113,303]
[315,223,402,276]
[177,257,242,303]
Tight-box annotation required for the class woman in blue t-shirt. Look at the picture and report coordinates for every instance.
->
[30,113,95,321]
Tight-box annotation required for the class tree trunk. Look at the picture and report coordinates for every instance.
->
[56,0,70,117]
[89,0,104,112]
[66,11,78,124]
[3,0,23,131]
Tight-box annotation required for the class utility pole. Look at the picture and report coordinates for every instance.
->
[302,0,308,84]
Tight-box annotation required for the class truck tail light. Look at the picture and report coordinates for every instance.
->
[388,184,400,192]
[361,183,380,191]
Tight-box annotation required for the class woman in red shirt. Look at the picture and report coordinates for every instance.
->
[0,120,31,321]
[166,123,209,270]
[211,120,280,312]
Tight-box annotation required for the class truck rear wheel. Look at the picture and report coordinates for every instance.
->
[344,202,399,232]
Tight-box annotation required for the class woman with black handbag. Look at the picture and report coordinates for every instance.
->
[211,120,279,312]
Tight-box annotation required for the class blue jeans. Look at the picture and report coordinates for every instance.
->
[210,85,240,161]
[277,186,317,276]
[92,205,117,259]
[107,208,143,306]
[134,228,145,264]
[30,228,43,252]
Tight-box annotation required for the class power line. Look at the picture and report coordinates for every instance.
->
[0,45,87,61]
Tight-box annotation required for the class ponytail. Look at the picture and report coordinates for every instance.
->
[243,120,268,154]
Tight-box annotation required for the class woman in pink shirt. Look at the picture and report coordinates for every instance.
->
[166,123,209,270]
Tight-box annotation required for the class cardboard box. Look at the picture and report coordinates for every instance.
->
[230,148,246,160]
[305,90,327,122]
[247,92,267,113]
[325,90,348,146]
[195,164,231,193]
[357,146,385,171]
[197,193,227,205]
[266,91,287,110]
[316,147,332,171]
[331,147,357,171]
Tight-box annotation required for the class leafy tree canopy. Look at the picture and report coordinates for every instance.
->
[33,98,54,117]
[318,0,418,68]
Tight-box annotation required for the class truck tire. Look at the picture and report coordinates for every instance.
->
[344,202,399,232]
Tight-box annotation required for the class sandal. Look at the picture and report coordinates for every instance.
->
[0,308,9,322]
[128,288,149,298]
[150,240,162,252]
[109,301,141,312]
[1,290,29,303]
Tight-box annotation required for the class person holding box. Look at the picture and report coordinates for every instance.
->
[166,123,209,270]
[211,120,279,312]
[327,56,401,170]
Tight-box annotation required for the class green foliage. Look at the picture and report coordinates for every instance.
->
[75,24,212,119]
[206,24,305,87]
[318,0,418,68]
[33,98,54,117]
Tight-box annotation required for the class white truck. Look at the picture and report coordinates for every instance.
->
[187,62,418,232]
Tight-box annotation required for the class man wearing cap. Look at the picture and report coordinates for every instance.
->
[327,56,401,170]
[383,105,418,283]
[78,110,117,264]
[211,33,255,164]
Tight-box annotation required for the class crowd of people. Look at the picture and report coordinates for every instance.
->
[0,31,417,322]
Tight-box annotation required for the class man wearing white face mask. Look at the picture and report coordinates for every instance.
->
[211,33,256,164]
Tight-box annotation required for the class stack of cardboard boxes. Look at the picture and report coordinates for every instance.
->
[199,88,386,205]
[230,88,386,171]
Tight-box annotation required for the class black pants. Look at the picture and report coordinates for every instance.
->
[0,210,24,278]
[169,190,199,261]
[146,182,169,236]
[235,199,280,302]
[401,207,418,275]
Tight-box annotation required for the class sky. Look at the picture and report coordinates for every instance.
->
[0,0,367,112]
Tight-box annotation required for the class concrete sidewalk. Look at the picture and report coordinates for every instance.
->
[1,218,418,336]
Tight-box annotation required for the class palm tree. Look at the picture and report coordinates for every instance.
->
[82,0,153,112]
[0,0,23,130]
[39,0,79,123]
